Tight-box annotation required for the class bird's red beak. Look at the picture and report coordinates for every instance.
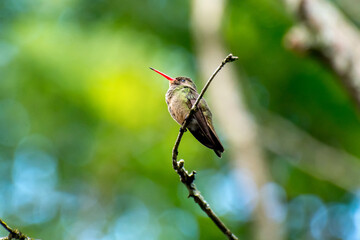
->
[150,67,175,81]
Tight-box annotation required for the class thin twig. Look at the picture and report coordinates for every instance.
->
[0,220,12,235]
[0,218,36,240]
[171,54,238,240]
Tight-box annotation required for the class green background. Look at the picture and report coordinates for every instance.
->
[0,0,360,239]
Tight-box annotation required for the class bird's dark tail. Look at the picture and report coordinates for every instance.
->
[188,127,224,157]
[214,149,223,158]
[209,129,224,158]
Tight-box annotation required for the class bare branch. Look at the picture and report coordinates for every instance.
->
[283,0,360,109]
[0,219,37,240]
[171,54,238,240]
[0,220,13,236]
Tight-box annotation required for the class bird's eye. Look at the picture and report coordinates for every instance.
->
[181,79,185,83]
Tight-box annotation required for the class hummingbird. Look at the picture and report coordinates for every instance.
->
[150,67,224,157]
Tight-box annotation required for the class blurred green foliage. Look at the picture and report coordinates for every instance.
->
[1,0,360,239]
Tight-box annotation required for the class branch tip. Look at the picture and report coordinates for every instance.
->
[224,53,238,63]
